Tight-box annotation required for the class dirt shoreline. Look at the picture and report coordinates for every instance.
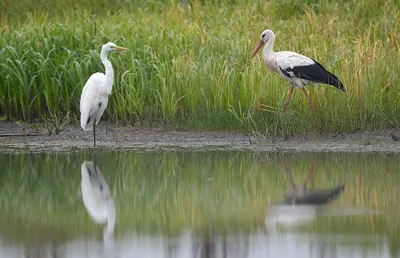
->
[0,121,399,153]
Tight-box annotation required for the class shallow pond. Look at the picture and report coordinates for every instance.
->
[0,150,399,258]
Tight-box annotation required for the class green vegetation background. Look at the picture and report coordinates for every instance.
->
[1,0,399,135]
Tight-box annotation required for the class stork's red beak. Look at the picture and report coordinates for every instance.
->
[251,40,264,58]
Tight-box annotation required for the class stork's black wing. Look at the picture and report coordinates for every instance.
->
[283,183,345,205]
[279,56,345,92]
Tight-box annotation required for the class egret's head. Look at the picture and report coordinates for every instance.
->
[102,42,129,53]
[251,29,275,58]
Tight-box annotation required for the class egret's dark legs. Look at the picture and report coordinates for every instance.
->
[92,121,97,167]
[93,120,96,148]
[93,122,97,166]
[301,88,320,127]
[281,87,294,115]
[93,147,97,167]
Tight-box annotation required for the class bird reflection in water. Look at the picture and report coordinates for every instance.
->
[81,159,116,244]
[265,155,345,233]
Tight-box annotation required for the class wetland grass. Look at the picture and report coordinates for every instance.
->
[0,0,399,135]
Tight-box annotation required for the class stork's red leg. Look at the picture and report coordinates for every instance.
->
[280,156,296,191]
[301,88,320,126]
[281,87,294,115]
[303,155,317,189]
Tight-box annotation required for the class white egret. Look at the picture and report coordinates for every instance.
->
[252,29,345,125]
[80,42,129,147]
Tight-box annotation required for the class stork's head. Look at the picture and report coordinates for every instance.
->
[101,42,129,54]
[251,29,275,58]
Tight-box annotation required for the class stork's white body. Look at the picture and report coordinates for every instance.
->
[252,29,345,124]
[256,30,344,91]
[263,51,317,88]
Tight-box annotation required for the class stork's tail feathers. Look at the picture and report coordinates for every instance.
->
[326,71,346,93]
[326,183,345,202]
[307,58,346,92]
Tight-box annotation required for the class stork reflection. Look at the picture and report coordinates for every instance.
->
[81,160,116,240]
[280,155,345,206]
[265,156,345,233]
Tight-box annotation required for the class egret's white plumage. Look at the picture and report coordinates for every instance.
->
[81,161,115,236]
[79,42,128,146]
[252,29,345,125]
[80,73,109,131]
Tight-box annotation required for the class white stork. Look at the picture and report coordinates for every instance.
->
[252,29,345,124]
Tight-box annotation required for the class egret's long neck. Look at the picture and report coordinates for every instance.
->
[100,50,114,94]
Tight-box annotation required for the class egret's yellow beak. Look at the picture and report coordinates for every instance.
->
[114,46,129,51]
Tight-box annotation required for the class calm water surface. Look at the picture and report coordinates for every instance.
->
[0,151,399,258]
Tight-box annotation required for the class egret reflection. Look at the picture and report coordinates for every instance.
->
[81,160,116,239]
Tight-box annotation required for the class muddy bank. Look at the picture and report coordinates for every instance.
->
[0,121,399,153]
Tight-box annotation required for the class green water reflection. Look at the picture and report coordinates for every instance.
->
[0,151,399,257]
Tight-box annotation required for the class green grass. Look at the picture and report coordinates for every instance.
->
[0,0,399,135]
[0,151,399,253]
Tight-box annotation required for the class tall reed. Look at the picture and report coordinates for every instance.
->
[0,0,399,135]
